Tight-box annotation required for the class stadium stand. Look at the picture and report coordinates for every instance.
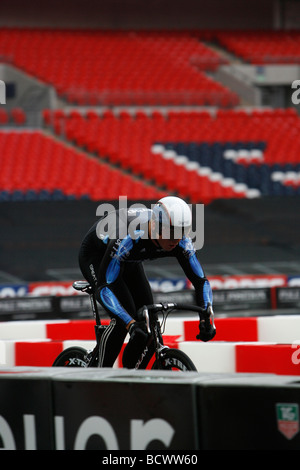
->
[215,30,300,64]
[0,107,25,125]
[0,28,238,106]
[0,129,167,201]
[41,107,300,203]
[0,28,299,205]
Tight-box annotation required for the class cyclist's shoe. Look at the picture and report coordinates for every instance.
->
[196,305,216,342]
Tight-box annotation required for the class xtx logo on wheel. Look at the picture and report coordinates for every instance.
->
[164,358,188,371]
[65,358,87,367]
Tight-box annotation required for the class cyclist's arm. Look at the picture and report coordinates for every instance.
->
[175,237,213,309]
[97,236,135,329]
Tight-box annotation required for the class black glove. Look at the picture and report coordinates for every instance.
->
[196,305,216,342]
[197,323,216,342]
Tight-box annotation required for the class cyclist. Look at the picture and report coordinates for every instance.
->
[78,196,215,369]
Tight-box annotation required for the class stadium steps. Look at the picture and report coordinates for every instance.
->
[202,41,253,106]
[204,40,246,65]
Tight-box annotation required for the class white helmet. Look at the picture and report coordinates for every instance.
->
[152,196,192,239]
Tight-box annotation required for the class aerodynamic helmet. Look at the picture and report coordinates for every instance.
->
[152,196,192,239]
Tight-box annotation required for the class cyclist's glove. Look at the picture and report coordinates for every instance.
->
[196,305,216,342]
[197,323,216,342]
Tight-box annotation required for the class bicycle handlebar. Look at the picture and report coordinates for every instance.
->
[143,302,208,319]
[143,302,205,313]
[138,302,215,331]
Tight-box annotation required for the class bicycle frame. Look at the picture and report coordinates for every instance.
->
[134,304,167,370]
[72,281,213,369]
[135,302,211,370]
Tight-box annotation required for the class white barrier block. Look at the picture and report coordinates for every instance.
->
[62,340,95,351]
[163,316,196,341]
[178,341,236,373]
[162,319,185,341]
[0,320,48,340]
[0,340,16,367]
[258,316,300,343]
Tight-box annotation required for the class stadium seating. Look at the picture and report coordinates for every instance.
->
[0,29,300,203]
[215,30,300,64]
[42,107,300,203]
[0,130,167,201]
[0,28,238,106]
[0,108,26,125]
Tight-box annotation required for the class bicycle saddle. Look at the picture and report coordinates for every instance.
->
[73,280,92,292]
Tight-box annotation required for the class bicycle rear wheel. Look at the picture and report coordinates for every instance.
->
[152,348,197,371]
[52,347,87,367]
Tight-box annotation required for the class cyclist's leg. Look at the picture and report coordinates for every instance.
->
[78,248,128,367]
[98,317,127,367]
[97,273,139,367]
[122,262,155,369]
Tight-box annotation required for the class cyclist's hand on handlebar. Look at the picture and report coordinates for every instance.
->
[196,304,216,342]
[197,323,216,342]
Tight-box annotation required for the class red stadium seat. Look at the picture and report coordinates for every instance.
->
[0,109,9,125]
[0,130,166,201]
[45,108,300,203]
[216,30,300,64]
[0,29,238,107]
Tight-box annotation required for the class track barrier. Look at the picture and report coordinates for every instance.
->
[1,315,300,375]
[1,288,300,449]
[0,367,300,450]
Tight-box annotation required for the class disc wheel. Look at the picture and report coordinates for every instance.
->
[52,347,88,367]
[152,348,197,371]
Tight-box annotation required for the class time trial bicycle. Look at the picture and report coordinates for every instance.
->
[52,280,215,371]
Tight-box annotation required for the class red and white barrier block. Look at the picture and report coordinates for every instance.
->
[1,315,300,374]
[179,341,300,375]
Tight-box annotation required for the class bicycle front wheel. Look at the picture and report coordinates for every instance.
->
[52,347,87,367]
[152,348,197,372]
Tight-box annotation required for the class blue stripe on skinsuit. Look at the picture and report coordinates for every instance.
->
[106,258,121,284]
[179,238,204,277]
[179,238,213,308]
[106,236,134,284]
[101,236,134,325]
[100,286,132,325]
[203,280,213,308]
